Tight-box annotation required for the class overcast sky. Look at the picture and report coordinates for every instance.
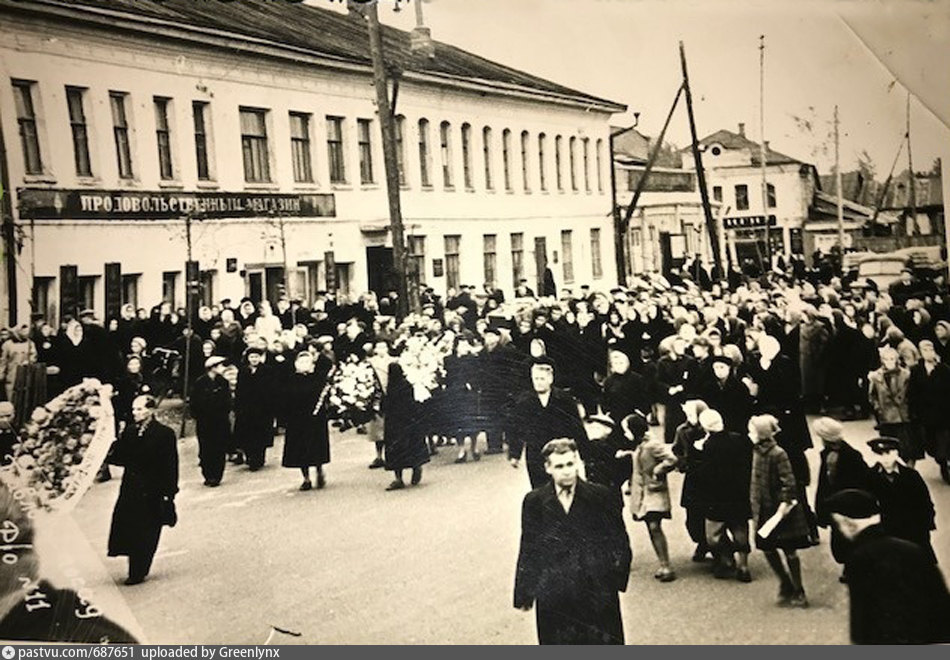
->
[326,0,950,178]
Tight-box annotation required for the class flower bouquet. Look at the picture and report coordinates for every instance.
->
[327,356,383,430]
[0,379,116,516]
[397,334,446,403]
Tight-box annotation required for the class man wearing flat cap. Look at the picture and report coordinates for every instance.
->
[190,356,232,486]
[827,489,950,644]
[866,437,938,564]
[507,357,590,489]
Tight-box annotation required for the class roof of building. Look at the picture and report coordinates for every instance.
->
[611,127,684,168]
[2,0,626,113]
[694,128,804,167]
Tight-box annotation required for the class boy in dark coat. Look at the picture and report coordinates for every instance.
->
[107,395,179,585]
[190,356,232,486]
[514,439,632,645]
[866,436,937,564]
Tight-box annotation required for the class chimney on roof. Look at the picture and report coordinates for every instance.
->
[410,0,436,60]
[738,123,746,137]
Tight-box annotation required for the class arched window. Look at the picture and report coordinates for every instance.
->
[538,133,547,191]
[418,118,431,187]
[440,120,453,189]
[395,115,406,186]
[582,137,590,192]
[520,130,530,191]
[595,138,604,192]
[461,123,473,189]
[555,135,563,191]
[569,136,578,191]
[482,126,493,190]
[502,129,512,191]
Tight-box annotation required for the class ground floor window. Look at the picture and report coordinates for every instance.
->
[33,276,54,321]
[200,270,216,307]
[510,232,524,288]
[78,275,98,314]
[590,228,603,279]
[162,271,179,307]
[444,235,461,291]
[121,273,140,308]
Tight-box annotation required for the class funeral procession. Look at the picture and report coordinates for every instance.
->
[0,0,949,647]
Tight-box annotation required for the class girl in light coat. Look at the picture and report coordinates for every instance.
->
[620,412,679,582]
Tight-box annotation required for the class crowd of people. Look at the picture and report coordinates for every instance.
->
[2,254,950,643]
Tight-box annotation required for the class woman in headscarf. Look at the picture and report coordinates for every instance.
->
[672,399,710,562]
[748,414,812,608]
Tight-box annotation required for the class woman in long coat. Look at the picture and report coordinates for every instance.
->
[234,347,275,471]
[382,361,430,490]
[281,351,332,490]
[673,399,710,561]
[107,394,178,585]
[798,309,830,412]
[748,415,812,607]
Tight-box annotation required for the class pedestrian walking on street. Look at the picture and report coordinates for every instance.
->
[748,415,812,607]
[908,339,950,483]
[813,417,870,577]
[382,361,429,490]
[514,439,632,644]
[234,347,275,471]
[672,399,711,562]
[866,436,938,564]
[827,489,950,645]
[190,356,232,487]
[621,412,678,582]
[281,351,332,491]
[699,409,753,582]
[507,357,590,489]
[107,395,179,585]
[868,347,915,466]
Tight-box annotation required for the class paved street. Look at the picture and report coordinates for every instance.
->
[54,413,950,644]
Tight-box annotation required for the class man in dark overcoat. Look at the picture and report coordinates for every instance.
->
[234,347,275,471]
[107,395,179,585]
[908,340,950,483]
[477,326,521,454]
[827,489,950,644]
[514,439,632,645]
[507,358,590,489]
[190,356,232,486]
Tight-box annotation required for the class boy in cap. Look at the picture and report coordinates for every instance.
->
[190,356,233,486]
[866,436,937,564]
[827,488,950,644]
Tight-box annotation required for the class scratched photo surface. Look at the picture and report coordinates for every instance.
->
[0,0,948,645]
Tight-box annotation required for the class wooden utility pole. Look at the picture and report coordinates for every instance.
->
[180,212,196,436]
[0,103,17,325]
[835,105,845,267]
[906,91,917,233]
[758,35,772,267]
[366,1,411,318]
[610,113,640,286]
[679,41,722,275]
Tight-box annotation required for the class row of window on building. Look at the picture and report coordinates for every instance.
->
[409,227,604,292]
[12,79,607,194]
[711,183,777,211]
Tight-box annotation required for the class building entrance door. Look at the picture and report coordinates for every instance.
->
[534,237,547,294]
[366,246,397,300]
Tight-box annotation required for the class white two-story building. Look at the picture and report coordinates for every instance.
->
[684,124,820,269]
[0,0,625,324]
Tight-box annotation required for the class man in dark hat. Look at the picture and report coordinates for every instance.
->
[827,488,950,644]
[234,347,275,471]
[514,438,631,645]
[507,357,590,489]
[866,437,937,564]
[189,356,232,486]
[478,324,521,454]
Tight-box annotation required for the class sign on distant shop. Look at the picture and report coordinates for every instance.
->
[17,188,336,220]
[722,214,777,230]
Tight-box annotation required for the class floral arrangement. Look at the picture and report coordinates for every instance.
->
[397,334,447,403]
[327,356,383,429]
[0,379,115,515]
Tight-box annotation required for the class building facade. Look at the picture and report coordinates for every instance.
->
[685,124,820,269]
[0,0,624,325]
